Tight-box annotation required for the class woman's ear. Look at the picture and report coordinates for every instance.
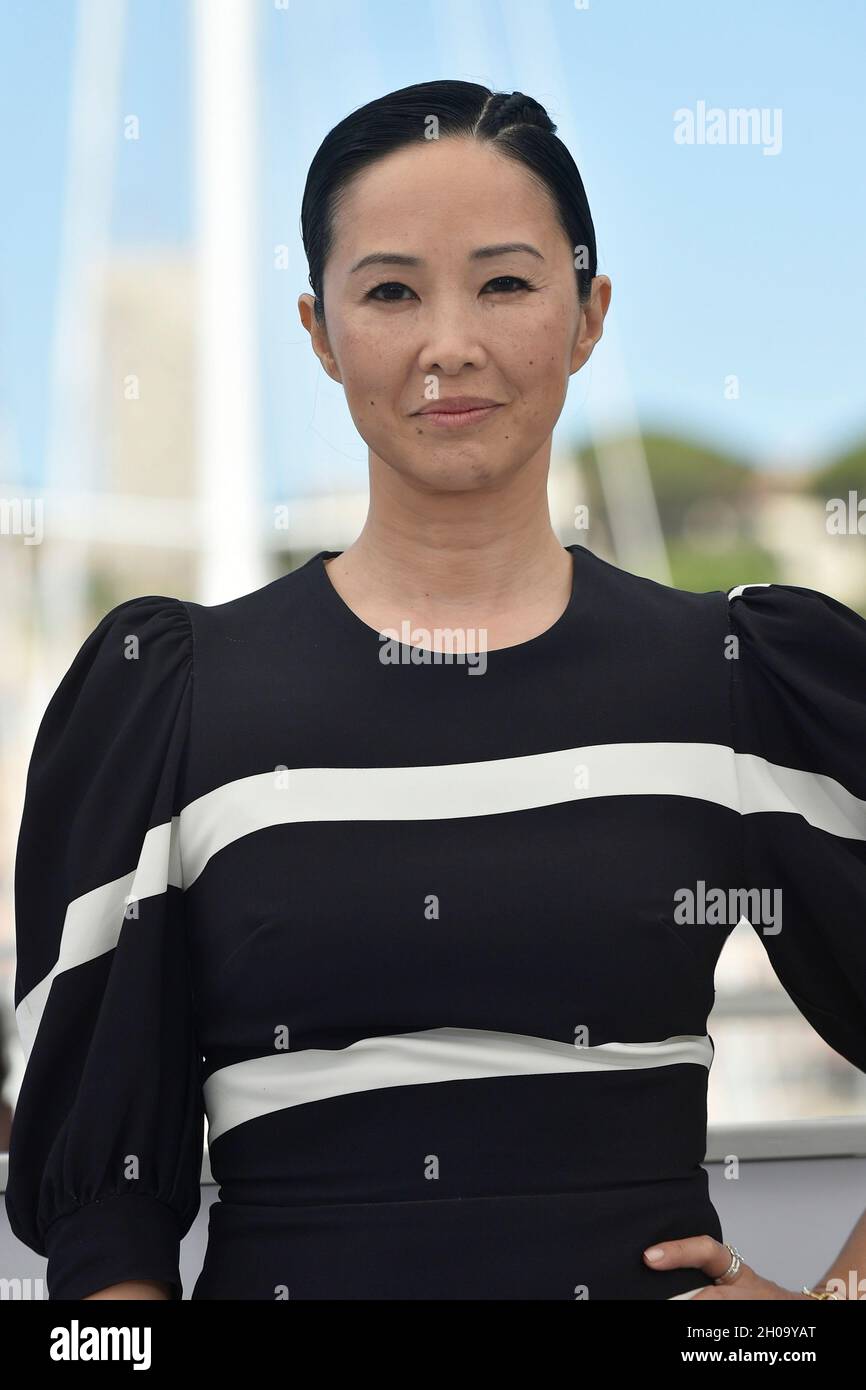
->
[298,293,342,384]
[570,274,612,375]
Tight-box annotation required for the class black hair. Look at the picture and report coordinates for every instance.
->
[300,80,598,325]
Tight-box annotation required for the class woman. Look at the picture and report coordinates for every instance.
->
[6,81,866,1301]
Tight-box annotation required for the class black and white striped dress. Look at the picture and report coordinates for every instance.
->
[6,544,866,1299]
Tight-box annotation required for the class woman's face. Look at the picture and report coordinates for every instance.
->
[299,137,611,492]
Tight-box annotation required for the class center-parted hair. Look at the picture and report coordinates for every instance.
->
[300,80,598,323]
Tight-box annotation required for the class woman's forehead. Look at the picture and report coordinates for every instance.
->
[330,149,557,262]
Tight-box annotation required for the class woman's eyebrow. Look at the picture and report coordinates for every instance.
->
[349,243,545,274]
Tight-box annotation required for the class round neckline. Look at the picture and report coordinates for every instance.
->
[311,544,584,663]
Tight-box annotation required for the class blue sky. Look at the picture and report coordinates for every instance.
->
[2,0,865,497]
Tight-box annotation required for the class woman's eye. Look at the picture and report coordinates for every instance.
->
[482,276,533,293]
[366,282,416,302]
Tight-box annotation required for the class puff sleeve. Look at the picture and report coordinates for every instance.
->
[727,581,866,1073]
[4,595,204,1299]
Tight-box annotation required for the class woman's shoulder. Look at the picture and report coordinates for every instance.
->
[725,579,866,806]
[180,553,327,645]
[90,591,192,642]
[28,594,193,771]
[725,579,866,674]
[67,592,194,693]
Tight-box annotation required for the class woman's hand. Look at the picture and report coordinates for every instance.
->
[643,1235,812,1300]
[83,1280,173,1300]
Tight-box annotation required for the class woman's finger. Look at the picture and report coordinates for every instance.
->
[643,1234,739,1279]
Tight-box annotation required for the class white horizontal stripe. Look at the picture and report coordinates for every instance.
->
[18,740,866,1062]
[203,1028,714,1144]
[728,583,772,600]
[15,818,183,1060]
[735,752,866,837]
[179,742,866,888]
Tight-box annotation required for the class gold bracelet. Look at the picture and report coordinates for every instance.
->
[802,1284,841,1300]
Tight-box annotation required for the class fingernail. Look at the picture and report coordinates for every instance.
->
[644,1246,665,1261]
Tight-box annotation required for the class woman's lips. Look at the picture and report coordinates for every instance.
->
[414,404,502,428]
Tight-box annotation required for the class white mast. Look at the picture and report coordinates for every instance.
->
[36,0,128,682]
[192,0,267,603]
